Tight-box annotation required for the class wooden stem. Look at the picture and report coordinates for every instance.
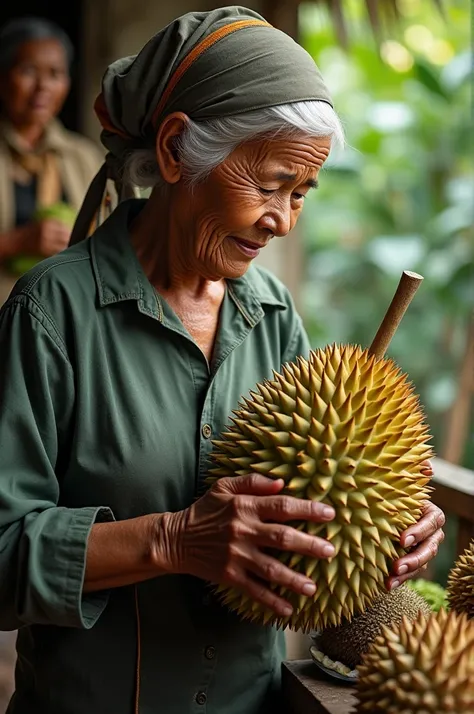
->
[369,271,424,360]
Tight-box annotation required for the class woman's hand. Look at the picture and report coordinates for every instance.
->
[162,474,336,617]
[387,459,446,590]
[11,219,71,258]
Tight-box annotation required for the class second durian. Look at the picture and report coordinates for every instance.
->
[208,343,433,631]
[447,540,474,619]
[356,609,474,713]
[314,585,431,670]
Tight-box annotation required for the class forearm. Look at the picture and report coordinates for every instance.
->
[83,512,179,593]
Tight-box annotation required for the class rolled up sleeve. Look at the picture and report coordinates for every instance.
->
[0,296,114,630]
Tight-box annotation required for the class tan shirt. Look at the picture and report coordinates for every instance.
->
[0,120,103,303]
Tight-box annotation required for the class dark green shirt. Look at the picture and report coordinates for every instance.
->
[0,200,310,714]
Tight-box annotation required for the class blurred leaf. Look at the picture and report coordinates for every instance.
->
[366,235,425,274]
[441,51,472,90]
[413,59,451,99]
[430,205,474,238]
[368,102,415,131]
[426,374,457,411]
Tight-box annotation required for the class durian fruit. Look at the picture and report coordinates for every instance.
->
[315,585,431,670]
[355,609,474,713]
[208,343,433,631]
[447,540,474,619]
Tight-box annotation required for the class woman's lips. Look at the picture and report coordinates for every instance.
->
[229,236,266,258]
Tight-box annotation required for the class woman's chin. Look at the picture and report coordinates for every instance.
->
[216,258,254,280]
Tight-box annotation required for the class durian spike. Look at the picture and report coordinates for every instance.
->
[369,271,424,360]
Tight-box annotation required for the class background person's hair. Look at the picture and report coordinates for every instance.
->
[0,16,74,73]
[124,100,345,191]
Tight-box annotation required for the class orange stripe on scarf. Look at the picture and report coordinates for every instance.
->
[152,19,271,126]
[94,93,130,140]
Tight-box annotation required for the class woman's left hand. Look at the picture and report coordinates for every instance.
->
[386,460,446,591]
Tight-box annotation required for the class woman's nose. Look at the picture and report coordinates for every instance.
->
[257,203,292,238]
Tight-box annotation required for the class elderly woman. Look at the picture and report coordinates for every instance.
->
[0,17,102,304]
[0,7,445,714]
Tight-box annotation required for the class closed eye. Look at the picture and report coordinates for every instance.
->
[259,187,276,196]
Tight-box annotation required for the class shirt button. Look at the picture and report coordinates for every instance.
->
[202,424,212,439]
[204,645,216,660]
[195,691,207,706]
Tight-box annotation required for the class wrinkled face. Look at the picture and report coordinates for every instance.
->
[176,134,331,280]
[0,39,70,128]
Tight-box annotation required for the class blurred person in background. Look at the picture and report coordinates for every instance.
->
[0,17,103,304]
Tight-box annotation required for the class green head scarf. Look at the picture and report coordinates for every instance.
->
[70,6,333,245]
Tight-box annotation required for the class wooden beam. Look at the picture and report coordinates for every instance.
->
[432,457,474,497]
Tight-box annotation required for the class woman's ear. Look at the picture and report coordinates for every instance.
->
[155,112,189,185]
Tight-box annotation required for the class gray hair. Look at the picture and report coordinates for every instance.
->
[123,100,344,191]
[0,17,74,72]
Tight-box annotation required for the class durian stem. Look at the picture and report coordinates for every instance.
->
[369,271,424,360]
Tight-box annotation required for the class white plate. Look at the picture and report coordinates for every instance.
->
[309,642,358,684]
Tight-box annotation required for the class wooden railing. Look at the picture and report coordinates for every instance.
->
[431,456,474,556]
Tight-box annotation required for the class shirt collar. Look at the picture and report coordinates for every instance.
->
[91,198,287,323]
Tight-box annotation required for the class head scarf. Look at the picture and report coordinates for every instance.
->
[70,6,332,245]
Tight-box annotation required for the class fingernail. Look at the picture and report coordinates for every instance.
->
[404,535,415,548]
[390,580,400,590]
[398,565,408,575]
[322,506,335,519]
[302,582,316,595]
[323,544,335,557]
[283,606,293,617]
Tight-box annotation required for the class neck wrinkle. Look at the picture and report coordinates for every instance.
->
[130,189,216,297]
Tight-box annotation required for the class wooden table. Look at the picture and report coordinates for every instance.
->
[282,660,357,714]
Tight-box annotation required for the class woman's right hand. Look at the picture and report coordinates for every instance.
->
[11,219,71,258]
[161,474,336,617]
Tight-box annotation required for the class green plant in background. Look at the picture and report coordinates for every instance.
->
[299,0,472,583]
[406,578,448,611]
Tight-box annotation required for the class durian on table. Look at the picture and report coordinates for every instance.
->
[447,539,474,619]
[208,271,434,631]
[355,608,474,713]
[313,585,431,671]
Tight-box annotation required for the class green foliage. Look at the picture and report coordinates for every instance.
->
[406,579,449,611]
[299,0,473,469]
